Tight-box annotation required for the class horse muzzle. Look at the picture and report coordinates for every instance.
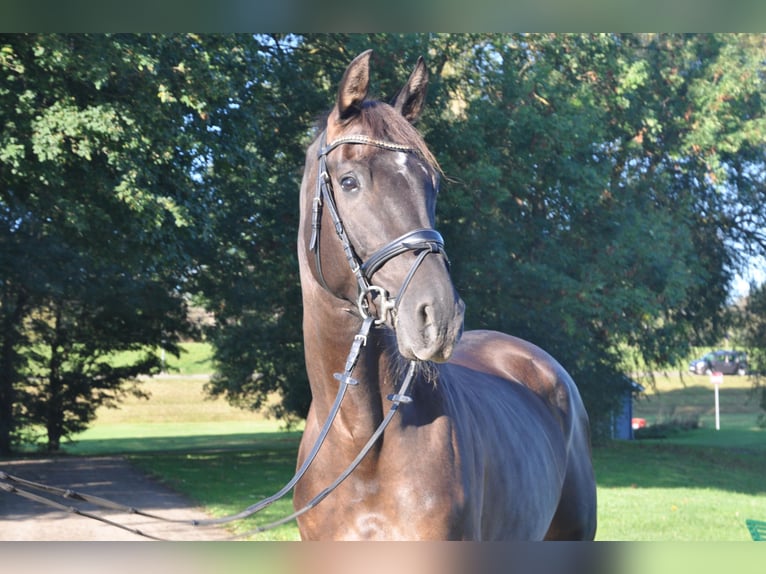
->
[394,270,465,363]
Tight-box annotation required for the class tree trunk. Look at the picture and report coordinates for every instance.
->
[45,309,65,453]
[46,421,62,452]
[0,290,29,455]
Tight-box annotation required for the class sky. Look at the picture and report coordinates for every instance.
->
[731,256,766,300]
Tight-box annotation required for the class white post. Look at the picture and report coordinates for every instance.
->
[710,372,723,430]
[714,384,720,430]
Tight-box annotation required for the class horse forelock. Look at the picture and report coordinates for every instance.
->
[317,100,441,175]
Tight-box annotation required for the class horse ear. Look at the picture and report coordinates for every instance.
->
[335,50,372,121]
[392,56,429,123]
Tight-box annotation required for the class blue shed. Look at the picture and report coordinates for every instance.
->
[611,377,645,440]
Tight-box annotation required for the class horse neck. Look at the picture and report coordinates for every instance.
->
[301,282,400,443]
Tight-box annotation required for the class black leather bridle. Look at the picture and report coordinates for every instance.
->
[309,130,448,325]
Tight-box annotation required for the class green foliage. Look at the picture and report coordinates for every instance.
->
[3,34,766,451]
[0,34,233,452]
[418,34,766,436]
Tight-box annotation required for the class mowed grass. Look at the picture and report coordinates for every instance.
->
[129,449,302,541]
[594,441,765,540]
[63,373,304,540]
[595,370,766,541]
[109,342,215,375]
[65,374,301,456]
[59,365,766,541]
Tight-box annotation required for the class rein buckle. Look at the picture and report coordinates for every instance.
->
[358,285,395,325]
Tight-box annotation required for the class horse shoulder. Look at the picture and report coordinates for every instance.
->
[447,329,578,425]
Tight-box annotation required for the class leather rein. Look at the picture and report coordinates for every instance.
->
[0,130,449,540]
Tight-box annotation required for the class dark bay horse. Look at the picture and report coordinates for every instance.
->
[295,50,597,540]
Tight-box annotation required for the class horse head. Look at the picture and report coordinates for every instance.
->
[299,50,464,363]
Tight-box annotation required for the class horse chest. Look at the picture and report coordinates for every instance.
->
[329,480,462,540]
[298,448,465,541]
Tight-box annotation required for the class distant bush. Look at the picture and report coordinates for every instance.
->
[635,417,702,439]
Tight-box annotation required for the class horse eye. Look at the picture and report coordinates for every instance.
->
[340,175,359,193]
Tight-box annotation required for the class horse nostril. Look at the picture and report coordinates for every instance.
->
[418,303,440,349]
[418,303,434,328]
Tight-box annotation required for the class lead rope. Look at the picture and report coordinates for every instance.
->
[0,317,419,541]
[0,317,378,537]
[191,315,376,526]
[0,480,165,541]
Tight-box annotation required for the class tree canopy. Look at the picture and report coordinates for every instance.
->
[1,34,254,451]
[2,33,765,451]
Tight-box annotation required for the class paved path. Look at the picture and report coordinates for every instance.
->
[0,456,227,541]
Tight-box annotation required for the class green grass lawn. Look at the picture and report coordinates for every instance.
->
[50,369,766,541]
[130,448,302,541]
[161,342,215,375]
[65,374,300,456]
[596,370,766,541]
[108,341,215,375]
[594,440,766,540]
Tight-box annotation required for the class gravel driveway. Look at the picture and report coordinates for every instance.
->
[0,456,227,541]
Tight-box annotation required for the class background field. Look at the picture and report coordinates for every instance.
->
[44,354,765,541]
[598,370,765,540]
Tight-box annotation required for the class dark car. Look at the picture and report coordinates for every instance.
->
[689,350,748,376]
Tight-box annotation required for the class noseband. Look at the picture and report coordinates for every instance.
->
[309,130,448,325]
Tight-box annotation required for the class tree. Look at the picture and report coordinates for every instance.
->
[193,34,325,421]
[4,34,764,449]
[0,34,252,451]
[424,34,766,436]
[17,244,190,450]
[737,282,766,427]
[192,34,766,439]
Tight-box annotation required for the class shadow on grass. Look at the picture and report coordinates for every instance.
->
[593,438,766,496]
[128,447,302,540]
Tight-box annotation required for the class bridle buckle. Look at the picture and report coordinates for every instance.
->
[358,285,396,325]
